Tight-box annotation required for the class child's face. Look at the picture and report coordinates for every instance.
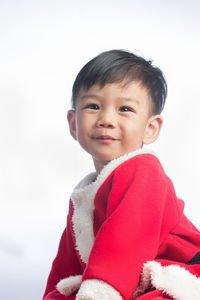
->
[68,81,162,173]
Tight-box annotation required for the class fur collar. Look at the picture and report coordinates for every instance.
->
[71,148,156,263]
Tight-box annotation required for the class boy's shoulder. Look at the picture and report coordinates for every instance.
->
[111,150,164,176]
[98,150,167,192]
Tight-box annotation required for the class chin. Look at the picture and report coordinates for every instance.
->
[94,154,121,164]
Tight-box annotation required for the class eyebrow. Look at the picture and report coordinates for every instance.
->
[80,94,101,101]
[80,94,140,105]
[118,97,140,105]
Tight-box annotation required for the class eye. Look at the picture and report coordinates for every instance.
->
[85,103,99,110]
[119,106,134,112]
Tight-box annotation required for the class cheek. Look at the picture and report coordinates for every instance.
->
[122,122,146,143]
[80,114,95,129]
[76,117,91,140]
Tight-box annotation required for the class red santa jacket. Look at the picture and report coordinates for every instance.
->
[43,150,200,300]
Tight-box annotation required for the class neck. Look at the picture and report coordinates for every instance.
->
[93,158,110,174]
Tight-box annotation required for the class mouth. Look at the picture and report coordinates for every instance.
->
[94,135,116,140]
[92,135,117,144]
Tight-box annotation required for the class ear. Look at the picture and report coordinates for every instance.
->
[67,109,77,140]
[143,115,163,145]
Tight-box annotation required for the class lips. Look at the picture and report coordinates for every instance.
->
[95,135,116,140]
[91,135,118,145]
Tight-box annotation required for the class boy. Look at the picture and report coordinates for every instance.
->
[43,50,200,300]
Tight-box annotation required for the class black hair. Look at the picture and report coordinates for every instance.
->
[71,49,167,114]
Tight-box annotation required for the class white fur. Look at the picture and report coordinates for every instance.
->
[76,279,123,300]
[134,261,200,300]
[56,275,82,296]
[71,173,97,263]
[71,149,156,263]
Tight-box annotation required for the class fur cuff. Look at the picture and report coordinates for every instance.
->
[76,279,123,300]
[133,261,200,300]
[56,275,82,296]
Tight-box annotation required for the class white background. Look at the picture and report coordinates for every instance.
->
[1,1,200,299]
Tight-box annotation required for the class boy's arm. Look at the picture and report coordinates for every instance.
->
[43,201,83,300]
[76,156,181,300]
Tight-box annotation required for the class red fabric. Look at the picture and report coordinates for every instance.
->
[43,290,76,300]
[43,202,84,299]
[135,290,172,299]
[43,154,200,299]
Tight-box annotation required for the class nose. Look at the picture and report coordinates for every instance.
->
[96,111,116,128]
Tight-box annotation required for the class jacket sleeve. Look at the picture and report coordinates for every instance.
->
[43,201,83,300]
[77,155,182,300]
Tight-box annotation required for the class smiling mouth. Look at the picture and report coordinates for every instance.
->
[92,135,118,144]
[94,135,116,140]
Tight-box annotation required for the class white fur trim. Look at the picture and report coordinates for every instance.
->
[133,261,200,300]
[56,275,82,296]
[71,173,97,263]
[76,279,123,300]
[71,149,156,263]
